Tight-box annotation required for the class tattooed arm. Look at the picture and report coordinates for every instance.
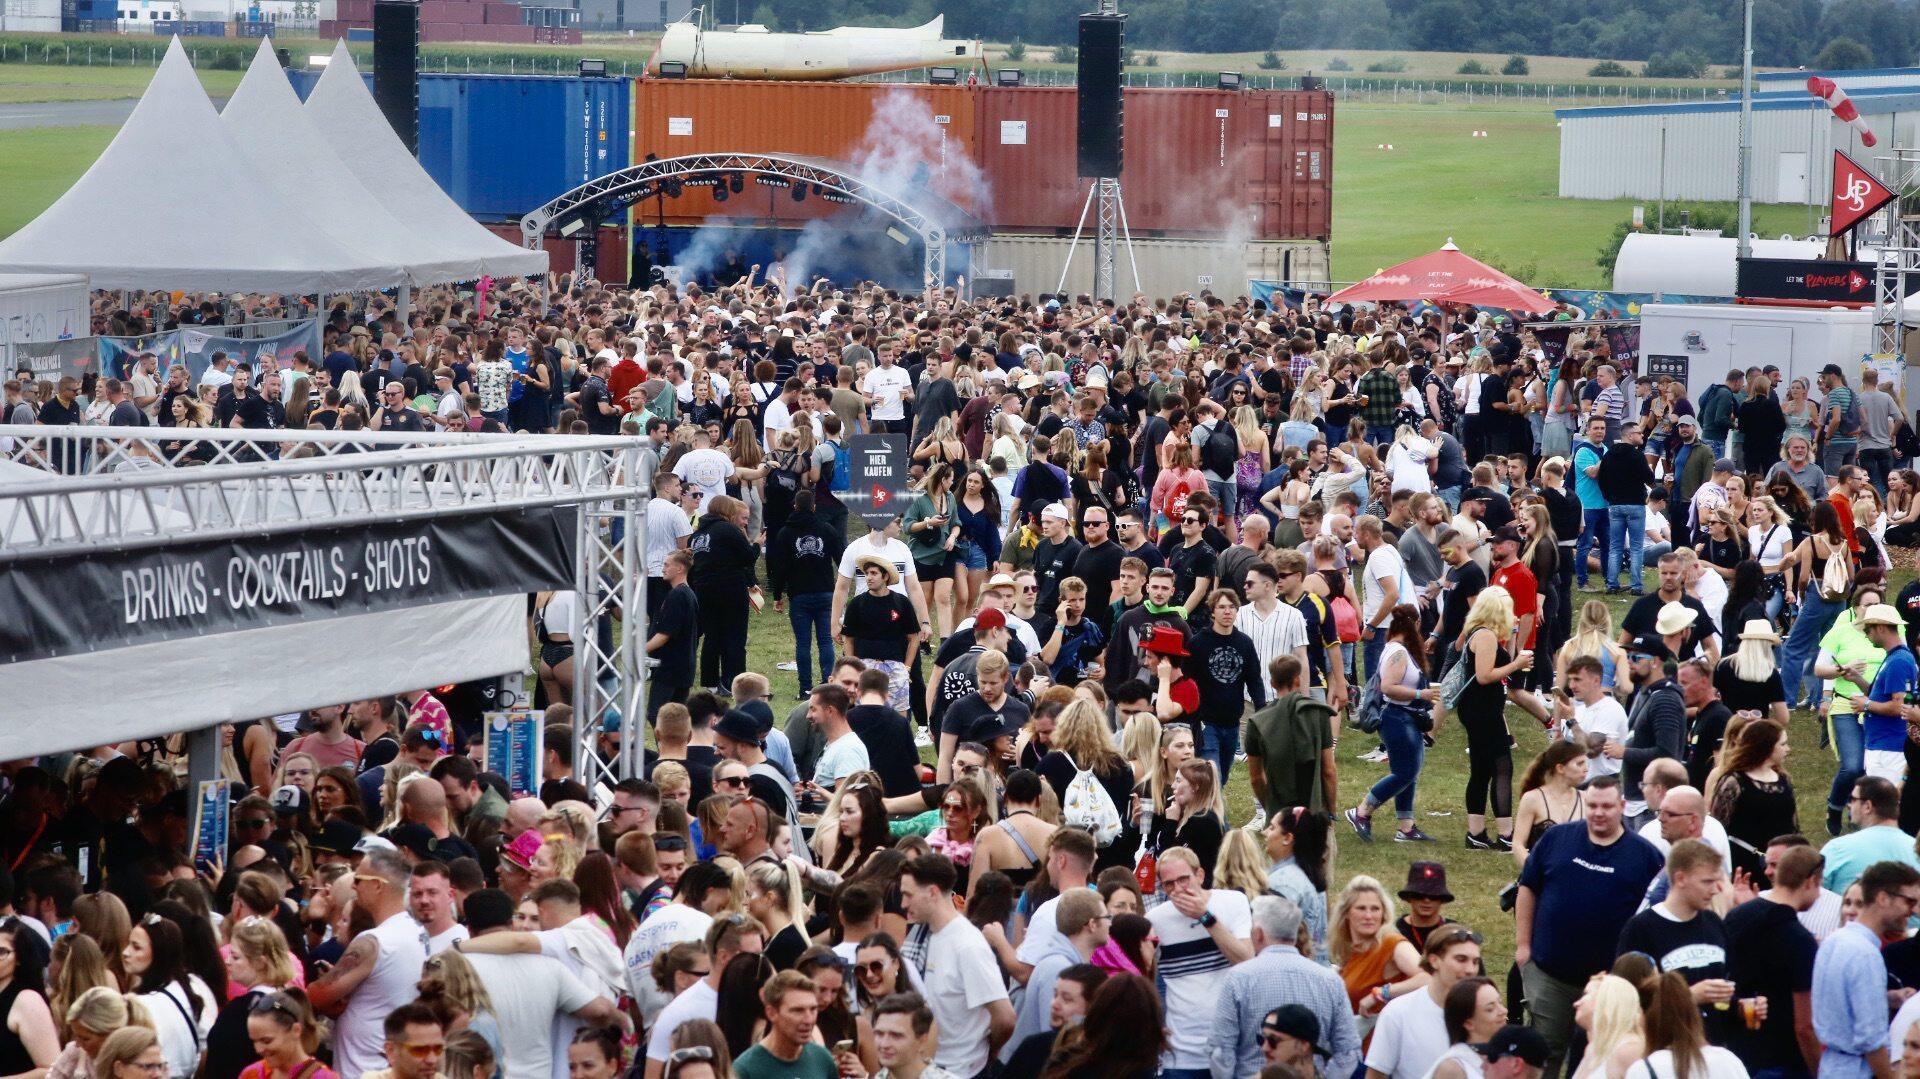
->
[305,933,379,1016]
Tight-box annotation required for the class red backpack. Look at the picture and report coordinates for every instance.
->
[1328,593,1362,644]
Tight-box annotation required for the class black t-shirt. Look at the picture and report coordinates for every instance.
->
[579,377,618,436]
[1071,540,1126,632]
[848,704,922,797]
[934,625,1027,667]
[1437,561,1488,646]
[932,649,988,734]
[646,744,717,805]
[1119,541,1165,570]
[842,590,918,662]
[652,584,699,683]
[1699,535,1744,571]
[1464,487,1515,533]
[1899,579,1920,651]
[1685,701,1733,790]
[1030,536,1084,612]
[235,394,283,430]
[1616,906,1728,988]
[379,406,426,433]
[1723,897,1817,1071]
[1294,592,1337,689]
[1624,591,1717,647]
[1185,626,1265,721]
[1166,540,1219,608]
[765,923,809,972]
[943,692,1032,748]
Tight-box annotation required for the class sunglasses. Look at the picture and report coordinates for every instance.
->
[1260,1033,1288,1049]
[1183,516,1204,524]
[394,1042,443,1061]
[857,959,890,975]
[669,1047,715,1065]
[717,776,749,788]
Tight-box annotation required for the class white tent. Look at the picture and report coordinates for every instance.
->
[222,39,478,289]
[0,38,407,294]
[306,41,549,281]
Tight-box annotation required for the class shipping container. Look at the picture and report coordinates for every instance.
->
[629,80,1331,241]
[482,2,521,24]
[484,222,627,284]
[418,74,631,220]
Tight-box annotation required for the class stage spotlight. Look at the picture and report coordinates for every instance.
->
[791,184,808,203]
[578,58,607,77]
[714,184,729,203]
[729,173,744,193]
[996,68,1022,86]
[929,66,959,84]
[1218,71,1242,90]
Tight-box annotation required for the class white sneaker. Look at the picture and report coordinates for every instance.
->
[775,661,799,672]
[1360,747,1390,763]
[1243,805,1268,832]
[913,727,933,748]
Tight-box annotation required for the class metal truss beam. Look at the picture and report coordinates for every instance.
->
[1873,148,1920,357]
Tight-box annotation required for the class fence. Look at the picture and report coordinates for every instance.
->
[0,37,1744,101]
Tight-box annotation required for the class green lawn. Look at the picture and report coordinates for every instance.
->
[1329,101,1817,289]
[0,62,240,103]
[733,557,1885,960]
[0,125,112,239]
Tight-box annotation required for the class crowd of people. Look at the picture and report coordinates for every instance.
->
[11,273,1920,1079]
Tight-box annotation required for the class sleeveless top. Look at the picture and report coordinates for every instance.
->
[335,911,430,1078]
[993,815,1043,890]
[1341,930,1408,1013]
[1455,630,1510,717]
[0,981,34,1077]
[1520,787,1584,852]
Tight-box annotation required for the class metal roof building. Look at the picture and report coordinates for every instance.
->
[1754,66,1920,93]
[1557,83,1920,203]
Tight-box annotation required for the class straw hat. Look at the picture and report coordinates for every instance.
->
[853,554,900,586]
[1737,619,1781,644]
[1654,602,1697,637]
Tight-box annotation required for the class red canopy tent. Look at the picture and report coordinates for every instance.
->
[1327,240,1555,315]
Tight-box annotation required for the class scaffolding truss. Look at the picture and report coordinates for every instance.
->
[1874,147,1920,357]
[0,425,648,790]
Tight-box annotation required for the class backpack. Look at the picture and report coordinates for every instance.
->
[1328,593,1362,644]
[1060,752,1123,845]
[1201,418,1239,476]
[1351,668,1387,734]
[1833,388,1862,439]
[768,450,802,495]
[644,383,677,425]
[1818,536,1854,601]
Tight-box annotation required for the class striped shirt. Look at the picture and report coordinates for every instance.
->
[1236,600,1309,698]
[1148,890,1251,1071]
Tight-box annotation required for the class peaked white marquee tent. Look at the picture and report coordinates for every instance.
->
[305,40,548,280]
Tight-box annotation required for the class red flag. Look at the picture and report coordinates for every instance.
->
[1832,149,1896,236]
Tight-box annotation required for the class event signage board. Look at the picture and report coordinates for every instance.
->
[1832,150,1896,237]
[1735,258,1875,304]
[0,507,576,664]
[483,710,541,798]
[192,779,230,870]
[1645,355,1689,381]
[844,434,912,527]
[96,320,325,386]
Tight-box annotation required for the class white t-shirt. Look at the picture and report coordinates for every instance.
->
[538,921,626,1079]
[1644,512,1672,549]
[424,922,469,956]
[673,447,735,512]
[645,497,695,577]
[136,977,216,1079]
[1633,1047,1750,1079]
[647,978,719,1063]
[838,536,916,597]
[1748,523,1791,571]
[336,911,430,1079]
[1147,889,1253,1071]
[922,918,1010,1077]
[863,364,912,421]
[1568,695,1630,780]
[1363,543,1415,627]
[1693,571,1728,639]
[467,951,600,1079]
[1387,438,1435,495]
[1637,817,1734,875]
[1366,986,1450,1079]
[624,904,713,1020]
[815,730,872,788]
[1236,601,1309,698]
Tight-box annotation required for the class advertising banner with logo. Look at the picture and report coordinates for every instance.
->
[95,321,325,385]
[844,434,912,527]
[1735,258,1875,304]
[5,337,97,381]
[483,711,541,798]
[1832,150,1896,237]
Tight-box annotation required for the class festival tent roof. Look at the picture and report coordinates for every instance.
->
[222,39,478,288]
[0,39,408,294]
[1327,240,1556,315]
[305,41,549,281]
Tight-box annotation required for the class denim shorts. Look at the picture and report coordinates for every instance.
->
[954,538,989,571]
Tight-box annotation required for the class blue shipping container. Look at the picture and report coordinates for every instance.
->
[283,72,630,222]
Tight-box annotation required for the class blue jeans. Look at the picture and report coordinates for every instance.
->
[1436,486,1462,513]
[1365,706,1425,820]
[1366,423,1395,448]
[1827,709,1866,814]
[1363,629,1387,686]
[1200,721,1240,784]
[1861,447,1894,495]
[1781,590,1848,710]
[787,592,835,692]
[1703,436,1727,459]
[1207,478,1238,519]
[1605,505,1646,590]
[1576,507,1608,587]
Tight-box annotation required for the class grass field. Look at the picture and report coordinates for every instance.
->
[0,62,239,103]
[1328,100,1817,288]
[725,551,1887,961]
[0,125,111,239]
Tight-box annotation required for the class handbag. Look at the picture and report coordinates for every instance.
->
[1438,636,1476,711]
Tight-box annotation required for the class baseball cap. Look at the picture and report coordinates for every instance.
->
[1821,363,1848,380]
[1490,525,1524,545]
[975,607,1008,633]
[1712,457,1738,474]
[270,785,308,815]
[1261,1005,1330,1059]
[1623,634,1673,662]
[1675,414,1698,429]
[1473,1026,1549,1067]
[1041,503,1071,522]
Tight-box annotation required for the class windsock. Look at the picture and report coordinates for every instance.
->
[1808,76,1878,147]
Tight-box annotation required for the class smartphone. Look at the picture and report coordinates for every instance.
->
[833,1041,857,1056]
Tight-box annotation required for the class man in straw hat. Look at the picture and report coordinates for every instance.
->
[1845,603,1919,787]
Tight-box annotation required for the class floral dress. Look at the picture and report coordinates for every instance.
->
[1235,447,1263,527]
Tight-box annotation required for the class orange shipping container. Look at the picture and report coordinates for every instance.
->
[484,222,626,284]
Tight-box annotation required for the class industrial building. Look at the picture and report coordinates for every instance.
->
[287,70,1335,295]
[1556,68,1920,204]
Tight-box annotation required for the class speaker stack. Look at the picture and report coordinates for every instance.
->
[1076,13,1126,179]
[372,0,420,155]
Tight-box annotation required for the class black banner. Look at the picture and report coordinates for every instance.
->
[1736,258,1875,304]
[0,507,577,663]
[844,434,913,528]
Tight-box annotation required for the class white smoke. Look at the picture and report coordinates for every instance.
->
[668,215,742,285]
[776,88,994,295]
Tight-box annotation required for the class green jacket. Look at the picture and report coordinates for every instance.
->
[1675,438,1715,506]
[1245,692,1337,815]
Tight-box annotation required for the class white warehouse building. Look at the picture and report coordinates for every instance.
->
[1557,76,1920,204]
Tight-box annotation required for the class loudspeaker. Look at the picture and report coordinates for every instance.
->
[1300,74,1325,91]
[372,0,419,155]
[973,270,1016,298]
[1076,12,1125,179]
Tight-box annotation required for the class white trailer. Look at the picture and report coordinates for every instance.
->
[1637,302,1877,407]
[0,273,88,367]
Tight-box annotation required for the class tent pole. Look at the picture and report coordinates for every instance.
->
[397,284,411,324]
[185,723,220,805]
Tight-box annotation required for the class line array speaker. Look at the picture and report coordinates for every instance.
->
[1076,12,1125,179]
[372,0,420,155]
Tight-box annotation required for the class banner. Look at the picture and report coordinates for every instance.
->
[0,507,577,664]
[1249,283,1724,321]
[4,338,96,381]
[1832,150,1896,236]
[1736,258,1875,304]
[192,779,230,869]
[843,434,912,527]
[95,320,324,385]
[484,710,541,798]
[1526,320,1642,375]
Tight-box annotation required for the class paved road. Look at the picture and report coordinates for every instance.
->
[0,97,228,130]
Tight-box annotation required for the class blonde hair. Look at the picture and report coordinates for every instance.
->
[419,950,495,1018]
[1212,829,1270,904]
[1146,724,1190,810]
[1583,974,1645,1067]
[378,763,423,831]
[1052,699,1124,775]
[229,917,297,988]
[49,936,115,1040]
[1730,636,1776,683]
[744,860,811,945]
[1460,585,1517,643]
[538,834,584,880]
[272,752,318,792]
[1329,875,1398,968]
[653,761,691,797]
[1558,600,1615,669]
[1232,404,1262,445]
[64,987,150,1040]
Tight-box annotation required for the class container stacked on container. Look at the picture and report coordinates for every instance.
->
[319,0,580,45]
